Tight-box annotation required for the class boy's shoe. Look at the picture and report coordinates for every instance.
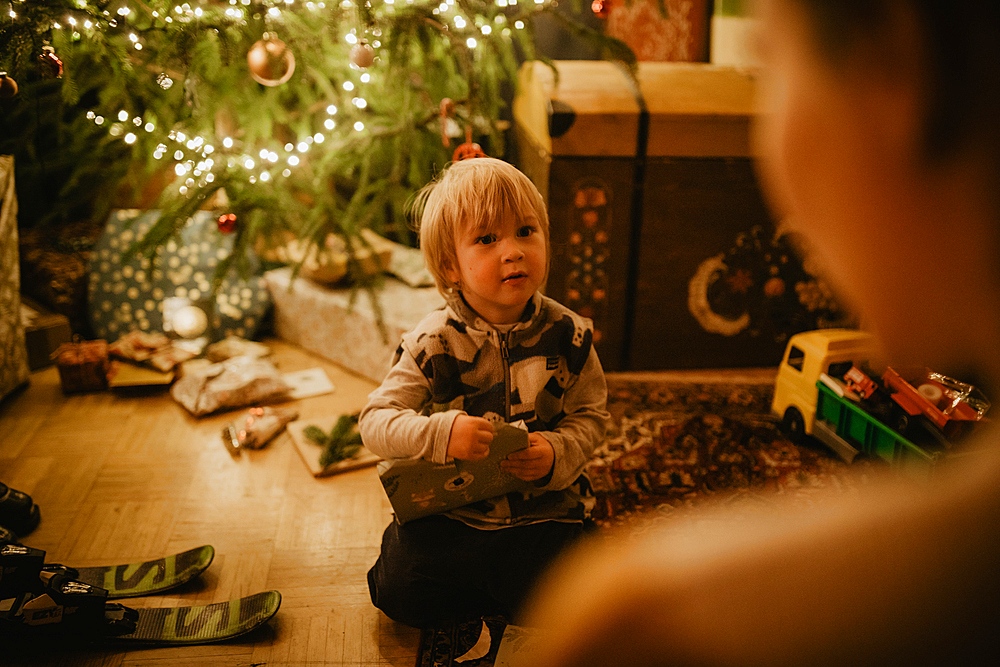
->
[453,616,507,666]
[421,616,507,667]
[0,483,41,538]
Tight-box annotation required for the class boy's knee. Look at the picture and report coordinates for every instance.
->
[368,556,494,629]
[368,561,412,625]
[367,559,434,628]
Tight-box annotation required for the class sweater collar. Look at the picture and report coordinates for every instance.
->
[446,291,544,336]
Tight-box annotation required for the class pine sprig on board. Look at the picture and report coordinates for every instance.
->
[304,414,364,468]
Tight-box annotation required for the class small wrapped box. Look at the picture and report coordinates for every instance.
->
[54,338,110,393]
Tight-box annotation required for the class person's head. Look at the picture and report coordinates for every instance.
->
[413,157,550,323]
[782,0,1000,162]
[752,0,1000,380]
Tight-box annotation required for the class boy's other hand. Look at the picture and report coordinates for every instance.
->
[447,415,494,461]
[501,433,554,482]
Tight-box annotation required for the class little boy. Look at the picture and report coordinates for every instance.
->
[360,157,610,629]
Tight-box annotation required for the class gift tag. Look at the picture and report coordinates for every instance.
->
[281,368,336,399]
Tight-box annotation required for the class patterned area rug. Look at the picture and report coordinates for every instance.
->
[415,375,875,666]
[589,376,875,528]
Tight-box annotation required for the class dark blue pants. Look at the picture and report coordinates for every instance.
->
[367,514,586,629]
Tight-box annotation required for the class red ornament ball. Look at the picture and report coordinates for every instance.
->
[764,276,787,298]
[350,41,376,68]
[453,142,487,162]
[247,34,296,86]
[591,0,612,19]
[0,72,17,98]
[217,213,238,234]
[38,46,63,79]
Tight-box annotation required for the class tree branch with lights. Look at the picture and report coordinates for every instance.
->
[1,0,634,298]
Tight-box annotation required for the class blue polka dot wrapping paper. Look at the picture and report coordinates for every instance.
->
[87,209,271,342]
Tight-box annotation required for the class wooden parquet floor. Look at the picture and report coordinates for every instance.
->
[0,339,419,666]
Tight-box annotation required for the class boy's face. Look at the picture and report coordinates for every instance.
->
[446,210,547,325]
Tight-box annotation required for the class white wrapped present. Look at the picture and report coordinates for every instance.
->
[265,267,443,383]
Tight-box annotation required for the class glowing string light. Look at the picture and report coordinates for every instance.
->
[43,0,549,195]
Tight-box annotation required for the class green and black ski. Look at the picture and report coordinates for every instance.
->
[43,545,215,599]
[2,544,280,646]
[3,585,281,645]
[104,590,282,644]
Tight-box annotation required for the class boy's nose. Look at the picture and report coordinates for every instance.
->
[500,237,524,262]
[502,238,525,261]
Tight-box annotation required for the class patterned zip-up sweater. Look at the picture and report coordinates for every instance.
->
[359,291,610,529]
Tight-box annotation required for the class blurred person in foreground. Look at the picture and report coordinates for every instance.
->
[520,0,1000,664]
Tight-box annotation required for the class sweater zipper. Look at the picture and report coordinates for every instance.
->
[499,330,511,420]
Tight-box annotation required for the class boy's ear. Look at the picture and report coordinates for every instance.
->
[443,258,461,286]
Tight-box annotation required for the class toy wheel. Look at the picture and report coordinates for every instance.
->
[891,405,911,435]
[782,407,806,443]
[945,420,970,443]
[917,415,952,448]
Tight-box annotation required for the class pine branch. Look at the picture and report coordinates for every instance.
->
[3,0,637,324]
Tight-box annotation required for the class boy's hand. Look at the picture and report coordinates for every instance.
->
[501,433,554,482]
[447,415,494,461]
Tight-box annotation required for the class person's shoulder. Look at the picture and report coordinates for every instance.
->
[538,294,593,332]
[401,303,470,349]
[533,295,595,359]
[408,303,451,331]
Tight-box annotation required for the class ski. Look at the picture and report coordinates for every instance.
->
[2,545,280,646]
[44,545,216,599]
[3,585,281,645]
[104,590,281,645]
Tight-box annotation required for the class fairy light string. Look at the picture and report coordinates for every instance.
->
[3,0,537,198]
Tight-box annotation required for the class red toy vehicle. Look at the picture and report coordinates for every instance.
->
[843,365,878,400]
[882,367,990,440]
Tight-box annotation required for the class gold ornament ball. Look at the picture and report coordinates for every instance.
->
[0,73,17,98]
[350,41,376,69]
[247,35,296,86]
[172,305,208,338]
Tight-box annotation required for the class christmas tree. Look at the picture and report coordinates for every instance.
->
[1,0,633,288]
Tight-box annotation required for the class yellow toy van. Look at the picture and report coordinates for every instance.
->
[771,328,877,444]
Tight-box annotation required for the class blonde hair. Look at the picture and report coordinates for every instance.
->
[412,157,550,295]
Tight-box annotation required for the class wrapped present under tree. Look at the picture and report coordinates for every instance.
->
[53,338,110,394]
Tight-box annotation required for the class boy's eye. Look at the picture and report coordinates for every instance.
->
[476,234,496,245]
[516,225,535,237]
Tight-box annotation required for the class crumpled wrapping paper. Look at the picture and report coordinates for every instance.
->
[109,330,196,372]
[206,335,271,362]
[222,406,299,454]
[170,355,291,417]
